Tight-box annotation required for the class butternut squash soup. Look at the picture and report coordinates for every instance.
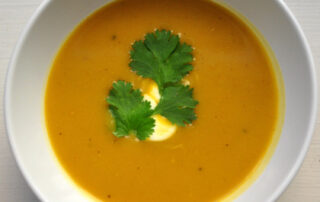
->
[45,0,283,201]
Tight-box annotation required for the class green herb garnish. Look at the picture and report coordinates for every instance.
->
[107,30,198,140]
[154,84,198,126]
[107,81,155,140]
[130,30,193,93]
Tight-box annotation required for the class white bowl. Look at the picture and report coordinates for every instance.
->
[4,0,317,201]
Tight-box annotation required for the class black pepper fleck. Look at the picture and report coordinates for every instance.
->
[198,167,203,171]
[112,35,117,40]
[58,132,62,136]
[112,136,120,143]
[225,144,229,147]
[107,194,111,198]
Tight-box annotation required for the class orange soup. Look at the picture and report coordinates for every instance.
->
[45,0,283,201]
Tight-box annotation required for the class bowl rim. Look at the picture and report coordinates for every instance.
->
[266,0,317,200]
[3,0,317,201]
[4,0,53,201]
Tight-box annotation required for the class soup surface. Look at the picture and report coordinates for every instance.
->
[45,0,282,201]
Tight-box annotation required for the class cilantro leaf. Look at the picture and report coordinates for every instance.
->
[130,30,193,93]
[107,81,155,140]
[154,84,198,126]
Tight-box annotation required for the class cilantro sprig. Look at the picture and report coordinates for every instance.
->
[107,30,198,140]
[130,30,193,93]
[154,84,198,126]
[107,81,155,140]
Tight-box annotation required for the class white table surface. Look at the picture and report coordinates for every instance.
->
[0,0,319,201]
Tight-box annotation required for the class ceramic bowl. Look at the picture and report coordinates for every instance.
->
[4,0,317,201]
